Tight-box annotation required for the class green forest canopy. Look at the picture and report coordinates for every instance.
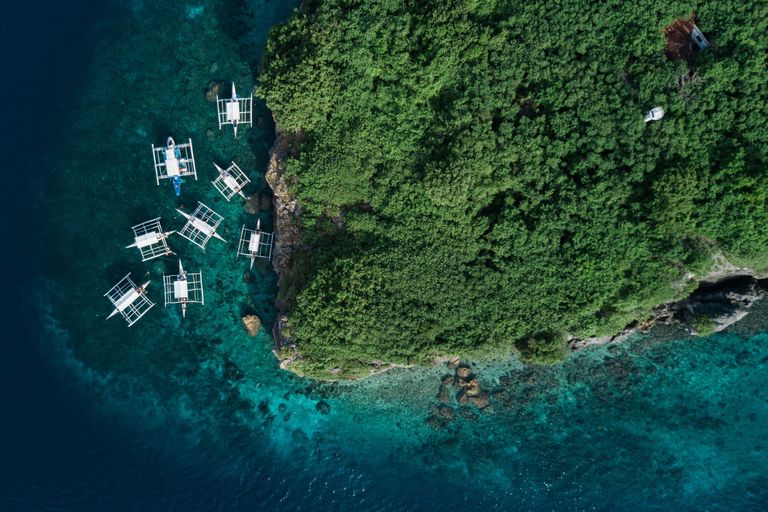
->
[258,0,768,377]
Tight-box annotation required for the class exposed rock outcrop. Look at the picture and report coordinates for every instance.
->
[568,325,639,351]
[456,366,472,379]
[653,275,765,335]
[569,275,767,350]
[242,315,262,337]
[265,119,308,364]
[265,119,305,312]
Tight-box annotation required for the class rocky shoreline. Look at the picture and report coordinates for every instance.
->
[569,274,767,351]
[264,120,305,368]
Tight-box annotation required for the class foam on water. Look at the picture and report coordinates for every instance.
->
[24,0,768,510]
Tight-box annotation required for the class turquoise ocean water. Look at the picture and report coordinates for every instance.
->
[20,0,768,510]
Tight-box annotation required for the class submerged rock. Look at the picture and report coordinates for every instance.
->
[457,407,478,423]
[469,392,490,409]
[225,361,244,381]
[436,385,449,403]
[424,415,449,431]
[242,271,256,284]
[242,315,262,336]
[242,192,261,215]
[315,400,331,415]
[438,405,456,421]
[204,80,227,102]
[259,193,273,212]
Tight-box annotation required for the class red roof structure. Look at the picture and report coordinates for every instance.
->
[663,12,698,62]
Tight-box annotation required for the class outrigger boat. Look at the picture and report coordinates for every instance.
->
[217,82,253,139]
[165,137,184,195]
[151,137,197,195]
[163,259,204,318]
[212,161,250,201]
[175,260,189,318]
[126,218,175,261]
[176,202,226,249]
[237,219,274,269]
[104,274,155,326]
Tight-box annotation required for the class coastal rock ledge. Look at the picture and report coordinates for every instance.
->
[569,275,767,350]
[265,119,305,365]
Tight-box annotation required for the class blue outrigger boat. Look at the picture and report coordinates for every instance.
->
[164,137,184,195]
[152,136,198,195]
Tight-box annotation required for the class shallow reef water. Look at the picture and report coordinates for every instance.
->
[27,0,768,510]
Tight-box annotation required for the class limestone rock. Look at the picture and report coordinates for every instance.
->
[242,315,262,337]
[440,374,454,387]
[242,271,256,284]
[447,357,460,369]
[456,389,469,406]
[456,366,472,379]
[465,378,481,397]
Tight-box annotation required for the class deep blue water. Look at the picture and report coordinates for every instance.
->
[3,1,768,511]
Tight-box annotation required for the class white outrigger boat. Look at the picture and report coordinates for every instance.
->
[216,83,252,139]
[104,274,155,326]
[237,219,273,269]
[176,202,226,249]
[151,137,197,195]
[212,161,250,201]
[126,218,175,261]
[163,260,204,318]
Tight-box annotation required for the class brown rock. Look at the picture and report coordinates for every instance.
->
[205,80,227,102]
[456,366,472,379]
[447,357,460,369]
[465,378,481,397]
[436,385,449,403]
[456,378,468,388]
[440,374,454,387]
[456,389,469,406]
[469,392,490,409]
[242,315,262,336]
[638,318,655,333]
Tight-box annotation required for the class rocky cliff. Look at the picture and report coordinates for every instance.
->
[264,118,305,365]
[569,273,768,350]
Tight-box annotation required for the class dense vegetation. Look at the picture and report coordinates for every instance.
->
[258,0,768,377]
